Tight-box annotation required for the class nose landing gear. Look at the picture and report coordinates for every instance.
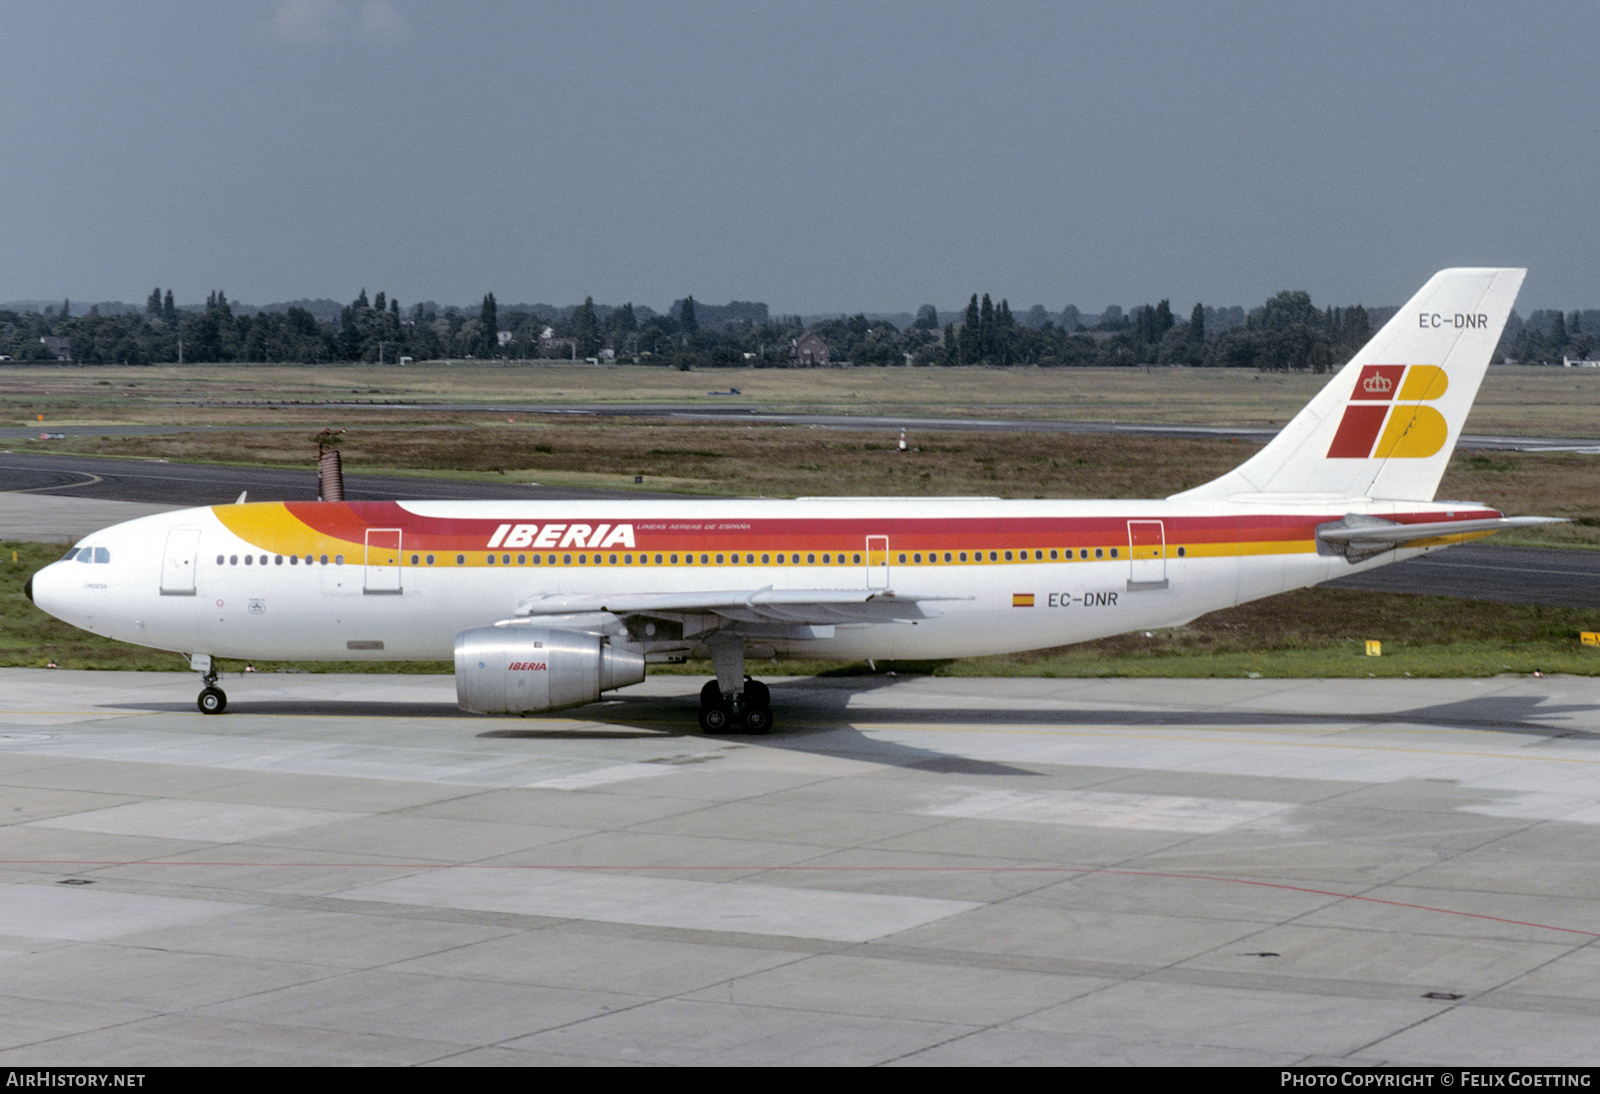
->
[190,654,227,715]
[198,682,227,715]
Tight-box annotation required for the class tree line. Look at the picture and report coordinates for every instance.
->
[0,286,1589,369]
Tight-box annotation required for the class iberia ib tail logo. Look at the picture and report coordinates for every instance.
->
[1327,365,1449,459]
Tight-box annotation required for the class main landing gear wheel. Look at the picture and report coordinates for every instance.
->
[697,678,773,735]
[740,676,773,732]
[698,701,733,734]
[197,686,227,715]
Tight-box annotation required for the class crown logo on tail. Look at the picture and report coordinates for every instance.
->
[1328,365,1449,459]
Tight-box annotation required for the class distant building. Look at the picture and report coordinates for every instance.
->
[40,336,71,361]
[539,325,577,358]
[1563,354,1600,368]
[790,330,830,367]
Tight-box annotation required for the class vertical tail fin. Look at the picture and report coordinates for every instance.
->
[1171,268,1525,502]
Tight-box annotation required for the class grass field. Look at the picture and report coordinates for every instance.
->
[7,362,1600,434]
[5,362,1599,679]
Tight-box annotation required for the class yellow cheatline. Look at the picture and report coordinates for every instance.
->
[213,502,337,555]
[1186,540,1314,558]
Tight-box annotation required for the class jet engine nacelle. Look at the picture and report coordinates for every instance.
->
[454,626,646,714]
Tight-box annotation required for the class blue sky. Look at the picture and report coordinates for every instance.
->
[3,1,1595,314]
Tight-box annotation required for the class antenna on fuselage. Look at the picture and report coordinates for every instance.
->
[315,428,346,502]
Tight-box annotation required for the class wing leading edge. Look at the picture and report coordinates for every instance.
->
[516,586,957,625]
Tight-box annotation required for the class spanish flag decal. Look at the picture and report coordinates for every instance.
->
[1012,593,1035,607]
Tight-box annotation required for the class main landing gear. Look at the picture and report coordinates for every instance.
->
[697,633,772,734]
[698,677,772,734]
[191,653,227,715]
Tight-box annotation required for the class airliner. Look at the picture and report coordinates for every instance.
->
[27,268,1554,732]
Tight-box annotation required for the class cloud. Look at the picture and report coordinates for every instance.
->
[257,0,410,47]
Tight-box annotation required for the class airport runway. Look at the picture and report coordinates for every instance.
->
[7,403,1600,451]
[1,670,1597,1065]
[0,452,673,507]
[1324,543,1600,608]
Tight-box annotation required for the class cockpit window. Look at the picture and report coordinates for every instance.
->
[77,549,92,564]
[94,547,110,564]
[61,548,79,561]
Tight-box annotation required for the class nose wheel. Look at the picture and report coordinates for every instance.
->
[196,664,227,715]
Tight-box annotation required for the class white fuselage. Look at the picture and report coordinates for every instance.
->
[29,495,1489,666]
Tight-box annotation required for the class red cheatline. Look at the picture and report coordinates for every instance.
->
[7,859,1596,939]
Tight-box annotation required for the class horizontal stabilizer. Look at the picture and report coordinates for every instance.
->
[1317,515,1564,545]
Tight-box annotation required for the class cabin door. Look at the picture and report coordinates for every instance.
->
[865,535,889,589]
[1126,520,1168,590]
[364,528,402,594]
[159,528,201,595]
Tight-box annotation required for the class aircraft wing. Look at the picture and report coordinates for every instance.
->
[1317,515,1564,546]
[516,587,956,625]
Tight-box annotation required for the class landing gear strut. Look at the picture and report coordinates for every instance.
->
[192,654,227,715]
[698,634,772,734]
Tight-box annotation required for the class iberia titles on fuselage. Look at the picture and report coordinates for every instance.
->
[27,268,1556,724]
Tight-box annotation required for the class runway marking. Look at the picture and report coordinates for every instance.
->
[6,859,1596,939]
[3,470,104,494]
